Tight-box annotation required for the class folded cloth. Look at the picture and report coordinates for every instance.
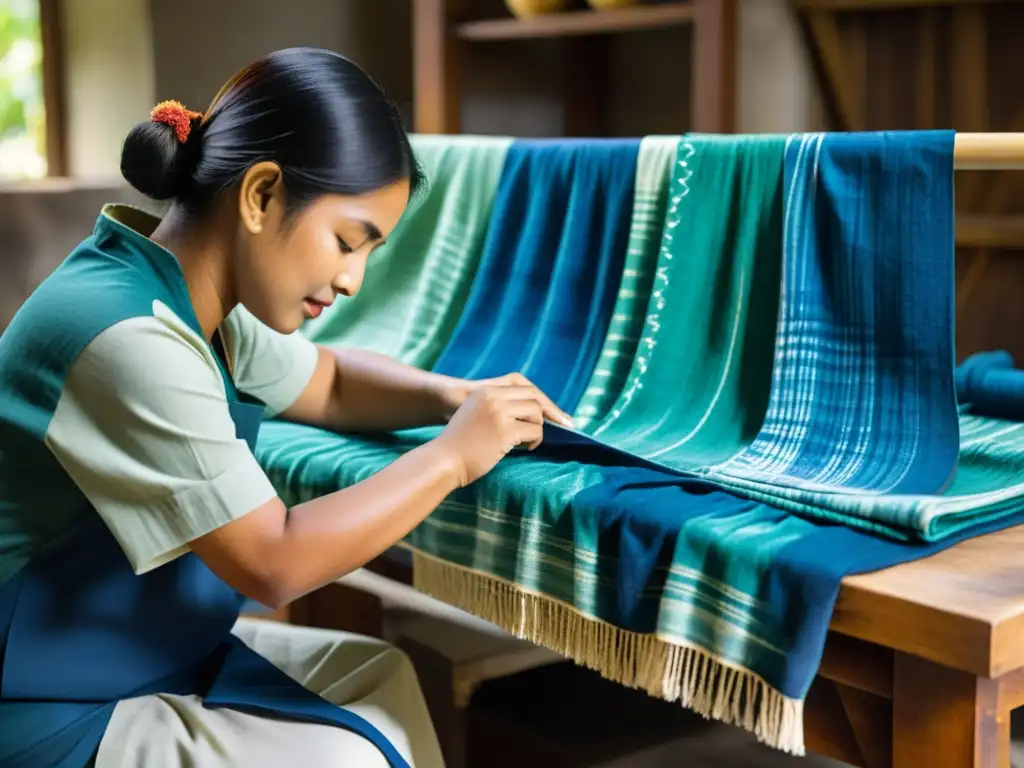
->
[432,138,640,412]
[562,465,1024,752]
[299,134,513,368]
[956,350,1024,421]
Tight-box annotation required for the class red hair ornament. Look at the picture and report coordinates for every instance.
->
[150,100,203,143]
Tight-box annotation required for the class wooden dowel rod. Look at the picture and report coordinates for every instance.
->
[955,133,1024,170]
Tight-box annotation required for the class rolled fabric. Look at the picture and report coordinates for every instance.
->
[955,350,1024,420]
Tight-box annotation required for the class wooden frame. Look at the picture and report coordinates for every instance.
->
[789,0,1024,320]
[411,0,737,136]
[38,0,67,176]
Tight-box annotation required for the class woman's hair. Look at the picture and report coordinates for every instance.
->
[120,47,421,216]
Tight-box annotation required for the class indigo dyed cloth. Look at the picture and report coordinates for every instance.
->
[432,138,640,412]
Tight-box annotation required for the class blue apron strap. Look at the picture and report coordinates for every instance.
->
[205,637,412,768]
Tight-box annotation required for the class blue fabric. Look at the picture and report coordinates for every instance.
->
[575,465,1024,700]
[956,350,1024,421]
[0,397,409,768]
[432,138,640,412]
[713,130,960,497]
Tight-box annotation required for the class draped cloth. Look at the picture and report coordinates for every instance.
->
[300,134,513,368]
[254,130,1024,755]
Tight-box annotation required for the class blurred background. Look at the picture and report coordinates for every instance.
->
[4,0,1023,354]
[1,1,1022,765]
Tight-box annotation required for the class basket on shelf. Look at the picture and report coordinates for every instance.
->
[586,0,644,9]
[504,0,574,17]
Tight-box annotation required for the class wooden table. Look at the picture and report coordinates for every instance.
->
[295,523,1024,768]
[811,523,1024,768]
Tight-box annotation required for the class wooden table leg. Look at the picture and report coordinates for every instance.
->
[893,653,1010,768]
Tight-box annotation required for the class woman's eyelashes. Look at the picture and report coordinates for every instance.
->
[337,236,353,254]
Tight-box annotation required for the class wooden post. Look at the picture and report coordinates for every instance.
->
[690,0,737,133]
[892,653,1008,768]
[413,0,465,134]
[39,0,67,176]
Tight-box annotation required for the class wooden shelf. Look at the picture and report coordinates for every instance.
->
[455,4,695,41]
[956,214,1024,250]
[792,0,989,10]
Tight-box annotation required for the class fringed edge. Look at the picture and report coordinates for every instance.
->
[412,550,806,756]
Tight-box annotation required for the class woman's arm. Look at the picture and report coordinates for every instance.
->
[190,438,461,608]
[281,345,466,432]
[190,383,547,608]
[281,344,574,433]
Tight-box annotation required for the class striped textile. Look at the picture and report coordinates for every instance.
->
[572,136,680,430]
[299,134,513,368]
[716,132,959,494]
[432,138,640,412]
[254,130,1024,755]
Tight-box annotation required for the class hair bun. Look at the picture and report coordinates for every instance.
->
[120,105,201,200]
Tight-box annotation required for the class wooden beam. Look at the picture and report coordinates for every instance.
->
[690,0,737,133]
[413,0,465,134]
[892,654,1008,768]
[956,215,1024,250]
[793,0,1011,10]
[38,0,66,176]
[915,7,937,129]
[804,8,865,131]
[456,4,695,40]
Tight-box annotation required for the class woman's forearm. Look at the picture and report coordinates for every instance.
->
[271,439,461,602]
[193,439,463,608]
[292,345,466,433]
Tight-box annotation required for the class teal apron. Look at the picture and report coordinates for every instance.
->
[0,209,412,767]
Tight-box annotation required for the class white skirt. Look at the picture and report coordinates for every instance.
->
[94,617,446,768]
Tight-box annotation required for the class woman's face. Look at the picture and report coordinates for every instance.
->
[236,166,410,334]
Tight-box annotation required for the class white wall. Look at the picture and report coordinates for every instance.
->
[61,0,155,177]
[737,0,823,133]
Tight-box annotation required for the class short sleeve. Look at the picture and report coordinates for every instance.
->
[220,304,319,417]
[43,308,279,574]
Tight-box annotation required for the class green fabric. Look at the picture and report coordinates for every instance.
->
[573,136,680,430]
[585,135,784,468]
[299,134,512,368]
[713,412,1024,540]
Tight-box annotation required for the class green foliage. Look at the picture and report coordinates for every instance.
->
[0,0,45,176]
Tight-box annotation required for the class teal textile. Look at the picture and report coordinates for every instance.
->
[255,130,1024,753]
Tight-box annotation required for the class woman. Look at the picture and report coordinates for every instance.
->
[0,47,572,767]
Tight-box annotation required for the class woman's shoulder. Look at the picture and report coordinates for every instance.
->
[0,222,220,425]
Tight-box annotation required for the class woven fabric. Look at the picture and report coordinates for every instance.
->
[254,130,1024,754]
[432,138,641,412]
[299,134,513,368]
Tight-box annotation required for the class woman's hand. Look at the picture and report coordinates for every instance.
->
[432,382,556,487]
[436,372,574,430]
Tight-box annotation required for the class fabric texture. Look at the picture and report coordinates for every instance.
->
[44,310,279,575]
[0,205,428,768]
[300,134,513,368]
[432,138,641,412]
[563,135,679,429]
[220,302,319,417]
[97,618,445,768]
[254,130,1024,755]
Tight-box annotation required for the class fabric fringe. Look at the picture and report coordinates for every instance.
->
[411,550,806,756]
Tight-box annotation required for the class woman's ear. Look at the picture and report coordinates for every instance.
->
[238,161,284,235]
